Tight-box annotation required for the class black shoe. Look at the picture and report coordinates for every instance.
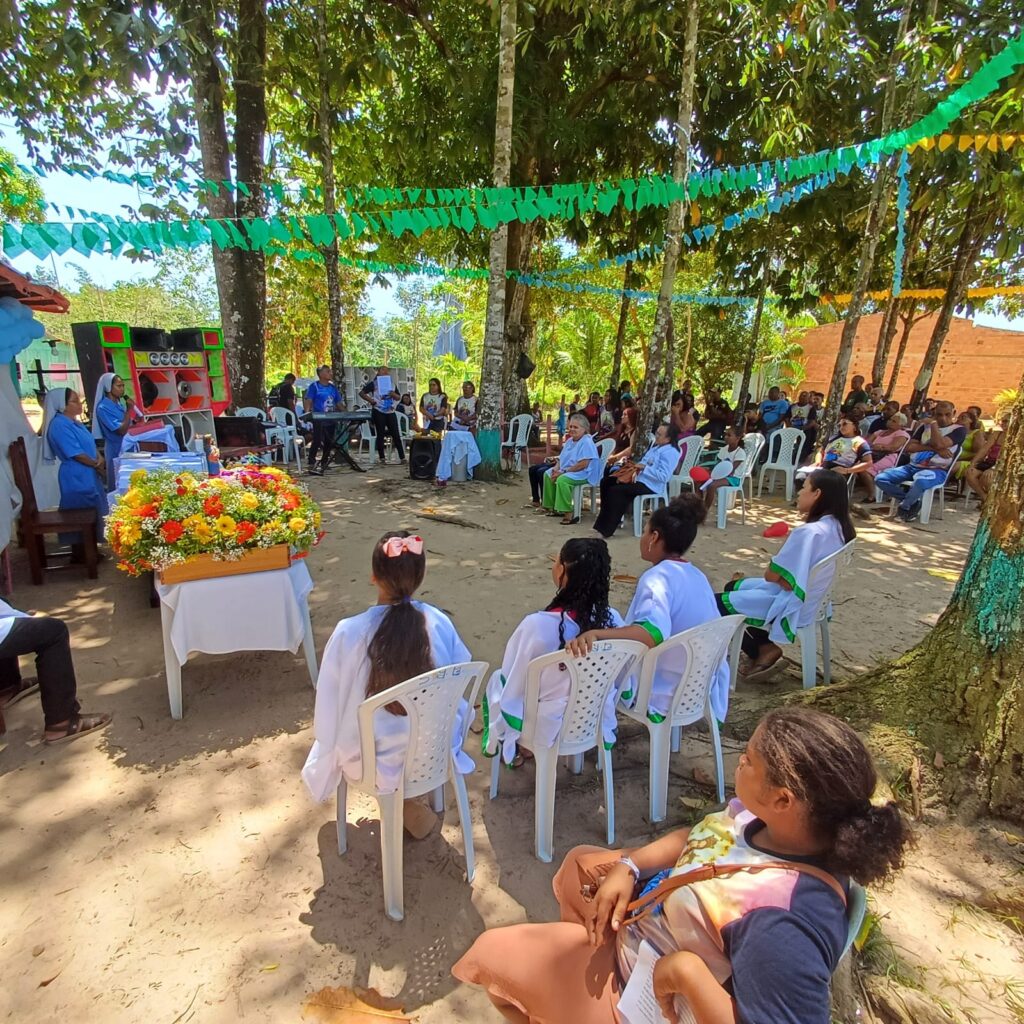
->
[310,467,324,476]
[896,502,919,523]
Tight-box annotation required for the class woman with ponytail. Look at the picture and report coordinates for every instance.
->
[482,538,623,765]
[302,531,474,803]
[453,706,911,1024]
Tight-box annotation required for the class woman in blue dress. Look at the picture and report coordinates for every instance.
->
[42,388,109,550]
[91,372,142,490]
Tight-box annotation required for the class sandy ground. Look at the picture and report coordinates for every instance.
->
[2,457,1022,1023]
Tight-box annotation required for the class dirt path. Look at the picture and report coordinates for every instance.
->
[1,463,1020,1022]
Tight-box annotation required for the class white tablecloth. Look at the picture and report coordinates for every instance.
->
[114,452,208,495]
[122,424,182,453]
[155,560,318,718]
[436,430,482,482]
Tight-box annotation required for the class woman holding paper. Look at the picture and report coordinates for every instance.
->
[452,707,909,1024]
[91,372,144,490]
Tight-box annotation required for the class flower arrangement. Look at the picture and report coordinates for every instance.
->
[107,466,323,576]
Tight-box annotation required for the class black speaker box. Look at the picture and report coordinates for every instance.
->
[409,437,441,480]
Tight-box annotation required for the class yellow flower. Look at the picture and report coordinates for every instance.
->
[288,517,307,534]
[313,510,322,528]
[129,469,148,487]
[214,515,237,537]
[177,472,198,490]
[182,514,204,532]
[120,522,142,546]
[193,522,214,544]
[264,518,283,533]
[206,477,229,490]
[262,466,286,477]
[238,492,260,511]
[122,488,143,508]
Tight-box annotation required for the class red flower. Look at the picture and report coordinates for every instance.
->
[160,520,185,543]
[281,493,300,511]
[136,503,160,519]
[177,487,188,496]
[236,521,256,544]
[203,496,224,516]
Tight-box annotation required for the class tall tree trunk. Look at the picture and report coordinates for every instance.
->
[477,0,517,478]
[818,0,911,446]
[610,259,633,390]
[664,311,676,392]
[185,0,267,411]
[316,0,345,399]
[819,378,1024,820]
[885,300,917,401]
[634,0,698,458]
[910,189,988,410]
[736,269,768,425]
[679,304,693,384]
[501,218,537,418]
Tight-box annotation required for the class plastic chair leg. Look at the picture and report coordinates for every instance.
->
[799,624,818,689]
[430,786,445,813]
[572,487,583,521]
[489,754,501,799]
[708,714,725,803]
[633,497,644,537]
[378,791,405,921]
[820,618,832,686]
[568,752,584,775]
[716,489,728,529]
[336,778,348,854]
[534,747,559,863]
[600,745,616,845]
[648,724,672,823]
[451,768,476,883]
[301,601,318,686]
[671,725,681,753]
[920,488,934,524]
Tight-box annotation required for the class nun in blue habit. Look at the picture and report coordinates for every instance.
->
[42,387,109,547]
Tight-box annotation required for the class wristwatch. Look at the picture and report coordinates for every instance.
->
[617,856,641,882]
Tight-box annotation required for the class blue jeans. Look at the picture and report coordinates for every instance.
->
[875,464,945,510]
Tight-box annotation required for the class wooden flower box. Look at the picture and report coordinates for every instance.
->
[158,544,291,585]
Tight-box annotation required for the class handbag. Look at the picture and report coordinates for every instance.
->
[578,857,847,924]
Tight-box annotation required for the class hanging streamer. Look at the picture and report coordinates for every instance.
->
[822,284,1024,305]
[892,150,910,297]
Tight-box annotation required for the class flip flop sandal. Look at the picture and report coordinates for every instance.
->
[561,516,581,525]
[742,659,784,684]
[44,712,112,745]
[0,678,39,708]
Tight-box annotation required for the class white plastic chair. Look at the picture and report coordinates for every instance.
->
[236,406,266,420]
[357,420,376,455]
[667,435,706,499]
[573,437,616,518]
[757,427,806,501]
[395,411,412,443]
[488,639,646,863]
[336,660,489,921]
[632,486,668,537]
[501,413,535,471]
[716,433,764,529]
[269,406,304,471]
[797,539,855,688]
[619,616,746,821]
[875,446,960,524]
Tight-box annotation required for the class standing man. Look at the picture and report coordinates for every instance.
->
[360,366,406,465]
[303,365,342,476]
[269,372,297,413]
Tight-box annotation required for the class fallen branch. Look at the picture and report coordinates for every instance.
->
[416,512,489,530]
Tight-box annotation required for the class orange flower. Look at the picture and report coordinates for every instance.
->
[236,521,256,544]
[203,495,224,516]
[160,520,184,543]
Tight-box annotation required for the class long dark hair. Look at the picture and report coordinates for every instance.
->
[545,538,614,647]
[755,708,911,884]
[648,494,706,556]
[367,531,433,715]
[804,469,856,542]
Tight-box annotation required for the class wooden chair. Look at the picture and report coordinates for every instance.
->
[8,437,99,585]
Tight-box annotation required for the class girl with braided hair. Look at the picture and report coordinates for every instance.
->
[482,538,624,766]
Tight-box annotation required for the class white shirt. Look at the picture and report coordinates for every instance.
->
[636,443,680,492]
[0,599,28,646]
[558,434,601,485]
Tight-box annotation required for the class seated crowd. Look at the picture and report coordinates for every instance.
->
[303,475,911,1022]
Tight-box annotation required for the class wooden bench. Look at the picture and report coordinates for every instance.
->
[8,436,100,585]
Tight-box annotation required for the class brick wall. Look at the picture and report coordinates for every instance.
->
[797,313,1024,416]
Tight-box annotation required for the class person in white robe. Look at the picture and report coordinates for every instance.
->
[717,469,856,683]
[482,538,622,765]
[302,532,475,801]
[566,495,730,724]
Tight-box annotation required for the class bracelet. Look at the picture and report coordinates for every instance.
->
[617,856,641,882]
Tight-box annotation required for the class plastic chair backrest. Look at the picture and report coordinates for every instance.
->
[674,435,705,478]
[236,406,265,419]
[396,412,410,437]
[596,438,616,462]
[505,413,533,447]
[765,427,805,467]
[522,640,646,755]
[739,434,764,478]
[806,539,856,619]
[843,881,867,958]
[270,406,299,430]
[356,661,488,798]
[360,421,375,440]
[633,615,746,725]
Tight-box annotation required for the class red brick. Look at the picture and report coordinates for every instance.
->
[797,313,1024,415]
